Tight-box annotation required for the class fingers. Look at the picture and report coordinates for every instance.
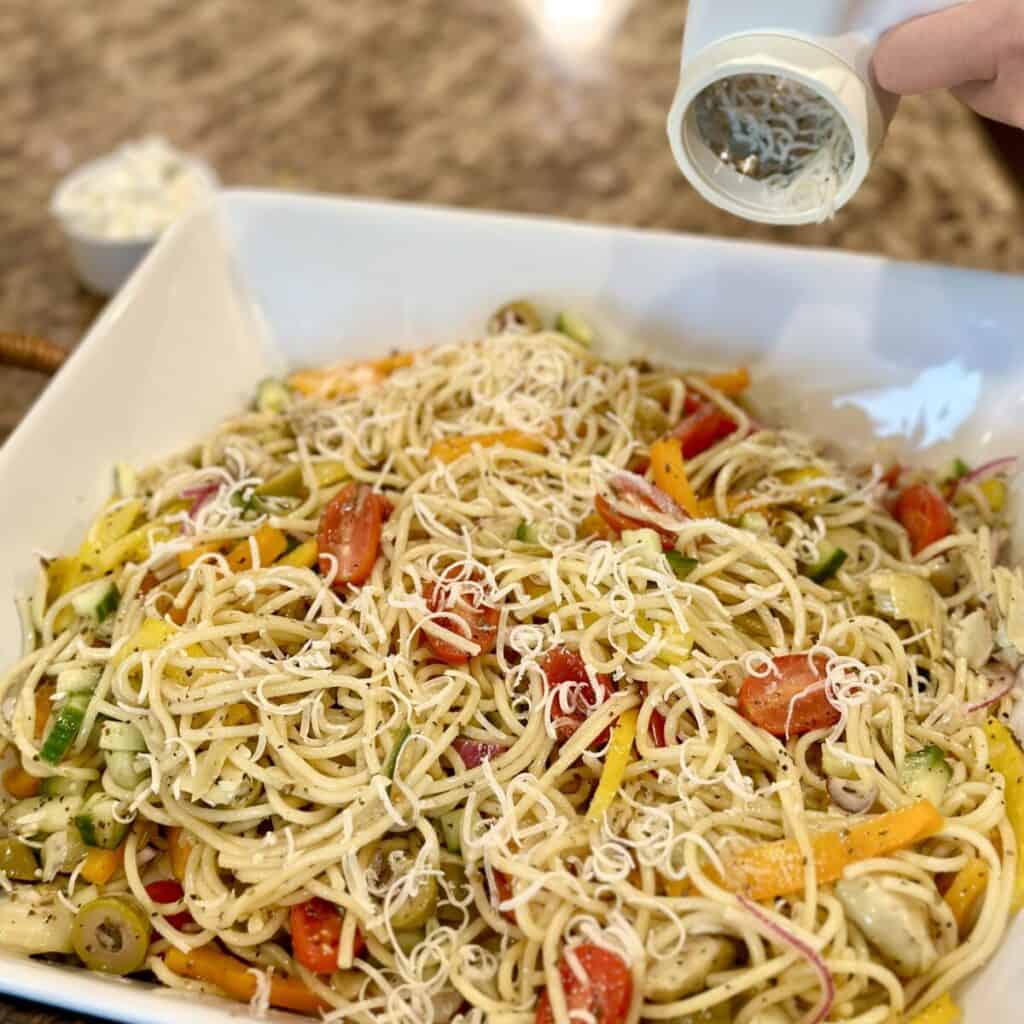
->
[872,1,1001,94]
[953,81,1024,129]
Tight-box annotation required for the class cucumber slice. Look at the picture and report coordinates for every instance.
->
[383,725,412,782]
[555,311,594,347]
[805,542,848,584]
[255,378,291,414]
[40,692,91,765]
[99,722,146,753]
[515,521,540,544]
[439,809,464,854]
[71,579,120,623]
[5,795,84,835]
[40,776,88,798]
[55,667,100,695]
[621,529,663,568]
[106,751,147,789]
[41,827,88,880]
[900,745,952,806]
[75,793,132,849]
[821,744,862,781]
[739,512,769,533]
[666,551,698,580]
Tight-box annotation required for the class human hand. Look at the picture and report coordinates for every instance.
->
[873,0,1024,128]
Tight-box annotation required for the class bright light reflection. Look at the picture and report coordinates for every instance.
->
[518,0,632,61]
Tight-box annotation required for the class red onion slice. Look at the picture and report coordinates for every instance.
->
[609,470,686,520]
[738,895,835,1024]
[964,663,1022,715]
[960,456,1018,488]
[827,778,877,815]
[181,482,220,519]
[451,737,508,769]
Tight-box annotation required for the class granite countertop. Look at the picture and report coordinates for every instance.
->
[1,1,1022,1021]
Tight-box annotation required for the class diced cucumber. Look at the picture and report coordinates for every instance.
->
[55,667,100,695]
[821,744,861,781]
[99,722,146,753]
[75,793,132,849]
[106,751,147,789]
[41,827,88,881]
[255,378,291,414]
[439,809,464,854]
[555,311,594,347]
[40,776,88,798]
[947,457,970,481]
[6,795,84,835]
[805,542,848,584]
[40,691,91,765]
[900,745,952,806]
[666,551,698,580]
[71,579,120,623]
[515,521,540,544]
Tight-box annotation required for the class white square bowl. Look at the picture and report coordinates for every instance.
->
[1,190,1023,1022]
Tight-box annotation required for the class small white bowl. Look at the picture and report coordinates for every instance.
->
[50,151,219,296]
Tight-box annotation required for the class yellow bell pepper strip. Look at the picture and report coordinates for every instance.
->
[726,801,943,901]
[227,524,288,573]
[179,540,227,570]
[587,710,639,822]
[429,430,547,465]
[276,538,319,569]
[907,993,961,1024]
[168,827,192,883]
[702,367,750,397]
[2,764,41,799]
[164,944,326,1015]
[943,857,989,931]
[984,719,1024,909]
[663,878,687,898]
[81,820,155,886]
[650,438,699,517]
[115,618,177,666]
[81,499,144,562]
[288,351,414,399]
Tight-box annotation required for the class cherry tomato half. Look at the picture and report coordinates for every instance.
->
[738,654,839,738]
[424,566,500,665]
[670,400,737,459]
[535,944,633,1024]
[893,482,952,556]
[490,868,517,924]
[594,493,675,548]
[541,648,613,747]
[145,879,192,931]
[649,709,668,747]
[290,897,363,974]
[317,482,393,588]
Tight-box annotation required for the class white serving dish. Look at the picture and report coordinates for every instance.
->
[2,190,1023,1022]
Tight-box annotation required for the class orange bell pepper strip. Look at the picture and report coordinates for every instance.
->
[165,945,326,1015]
[429,430,546,465]
[943,857,989,931]
[2,764,41,799]
[179,541,227,570]
[650,438,699,517]
[725,801,943,901]
[168,826,192,882]
[288,352,414,399]
[34,682,55,741]
[81,819,156,886]
[227,524,288,573]
[702,367,750,397]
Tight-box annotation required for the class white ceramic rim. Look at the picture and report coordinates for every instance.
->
[667,33,881,226]
[49,148,220,246]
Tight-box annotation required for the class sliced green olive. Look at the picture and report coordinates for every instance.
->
[71,896,150,975]
[488,301,542,335]
[360,838,439,929]
[0,837,39,881]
